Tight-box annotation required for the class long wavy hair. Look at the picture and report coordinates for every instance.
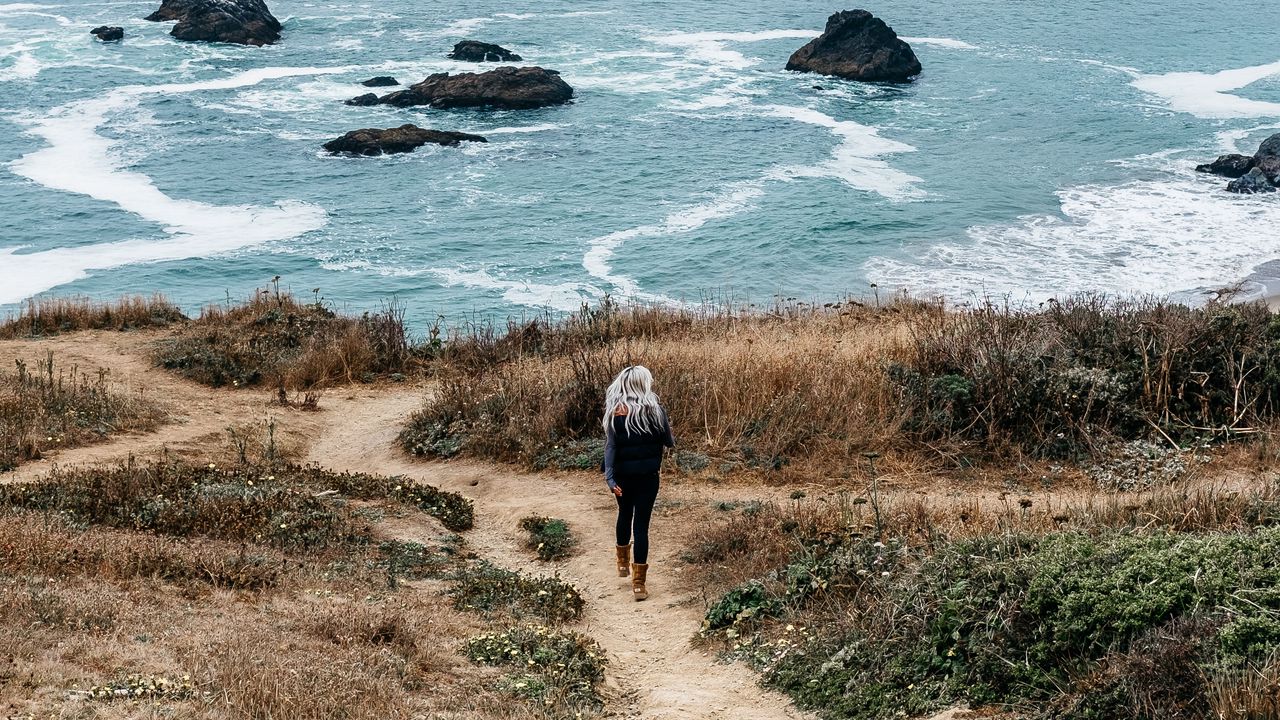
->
[602,365,663,436]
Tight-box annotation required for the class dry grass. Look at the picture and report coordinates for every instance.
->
[0,294,187,338]
[403,295,1280,484]
[0,454,596,718]
[0,352,166,470]
[0,573,536,719]
[403,298,923,481]
[152,287,425,391]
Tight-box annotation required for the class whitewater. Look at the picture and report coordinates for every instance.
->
[1,0,1279,320]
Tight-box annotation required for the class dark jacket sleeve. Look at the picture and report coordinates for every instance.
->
[662,409,675,448]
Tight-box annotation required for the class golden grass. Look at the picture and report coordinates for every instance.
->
[406,299,929,483]
[152,289,423,391]
[0,294,186,338]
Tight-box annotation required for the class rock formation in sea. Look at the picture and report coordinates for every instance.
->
[1226,168,1277,194]
[375,67,573,110]
[90,26,125,42]
[448,40,523,62]
[786,10,921,83]
[145,0,281,46]
[323,124,488,156]
[1194,154,1255,178]
[345,93,380,106]
[360,76,399,87]
[1198,133,1280,192]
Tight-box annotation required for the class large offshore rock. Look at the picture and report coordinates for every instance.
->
[448,40,522,62]
[377,66,573,110]
[323,124,488,156]
[786,10,921,83]
[145,0,282,46]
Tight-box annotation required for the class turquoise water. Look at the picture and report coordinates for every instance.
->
[2,1,1280,325]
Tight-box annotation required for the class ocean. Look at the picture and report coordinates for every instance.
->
[2,0,1280,325]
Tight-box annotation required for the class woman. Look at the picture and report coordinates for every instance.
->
[601,365,674,601]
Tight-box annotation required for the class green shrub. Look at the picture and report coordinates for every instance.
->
[712,527,1280,720]
[894,298,1280,458]
[519,516,576,561]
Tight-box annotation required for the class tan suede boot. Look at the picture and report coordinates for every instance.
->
[631,563,649,601]
[615,545,631,577]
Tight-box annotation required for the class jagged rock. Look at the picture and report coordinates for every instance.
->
[1196,133,1280,189]
[377,66,572,110]
[360,76,399,87]
[345,93,380,106]
[786,10,921,82]
[1195,154,1256,178]
[448,40,522,62]
[145,0,281,46]
[91,26,124,41]
[1256,132,1280,161]
[1226,168,1276,194]
[323,124,487,156]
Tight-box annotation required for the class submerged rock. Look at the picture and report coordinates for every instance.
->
[1226,168,1276,194]
[323,124,488,156]
[91,26,125,41]
[377,66,573,110]
[1195,153,1255,178]
[448,40,523,62]
[360,76,399,87]
[786,10,921,83]
[145,0,281,46]
[345,93,380,106]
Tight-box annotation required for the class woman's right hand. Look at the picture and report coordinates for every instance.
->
[611,485,623,497]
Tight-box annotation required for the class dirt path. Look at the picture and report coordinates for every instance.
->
[306,388,812,720]
[2,332,812,719]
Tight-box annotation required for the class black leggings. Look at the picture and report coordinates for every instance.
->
[615,474,660,565]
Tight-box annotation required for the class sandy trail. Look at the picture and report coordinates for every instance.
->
[306,388,812,720]
[1,331,811,719]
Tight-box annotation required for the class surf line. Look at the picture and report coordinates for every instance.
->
[2,66,351,304]
[583,104,923,300]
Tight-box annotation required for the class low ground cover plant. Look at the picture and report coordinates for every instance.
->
[466,624,607,715]
[688,487,1280,720]
[520,515,576,561]
[450,561,585,624]
[0,460,472,548]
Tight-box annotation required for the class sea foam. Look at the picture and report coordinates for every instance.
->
[433,267,603,311]
[647,30,814,70]
[1131,60,1280,119]
[763,104,923,199]
[900,37,979,50]
[1,67,343,304]
[864,159,1280,303]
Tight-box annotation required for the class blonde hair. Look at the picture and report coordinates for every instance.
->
[603,365,663,436]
